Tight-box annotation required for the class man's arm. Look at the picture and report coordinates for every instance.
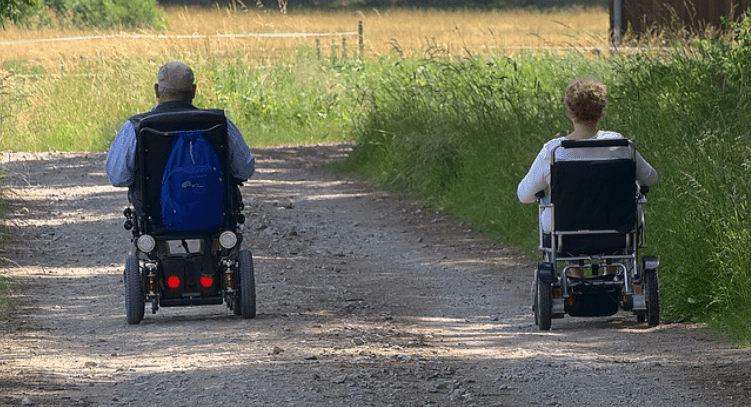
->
[105,120,137,187]
[226,119,255,181]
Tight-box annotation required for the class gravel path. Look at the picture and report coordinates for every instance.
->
[0,144,749,406]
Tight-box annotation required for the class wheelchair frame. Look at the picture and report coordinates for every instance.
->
[533,138,659,330]
[121,109,256,324]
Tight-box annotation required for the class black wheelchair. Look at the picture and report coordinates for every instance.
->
[121,109,256,324]
[532,138,659,330]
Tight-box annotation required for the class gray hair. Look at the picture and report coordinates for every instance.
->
[158,85,193,98]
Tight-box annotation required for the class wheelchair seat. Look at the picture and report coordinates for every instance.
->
[121,108,256,324]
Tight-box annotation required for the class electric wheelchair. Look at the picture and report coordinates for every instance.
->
[532,138,659,330]
[121,109,256,324]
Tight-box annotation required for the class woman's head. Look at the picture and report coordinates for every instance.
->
[564,78,608,123]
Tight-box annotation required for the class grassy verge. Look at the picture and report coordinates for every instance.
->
[337,28,751,344]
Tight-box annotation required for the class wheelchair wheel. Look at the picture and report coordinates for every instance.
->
[124,254,145,325]
[536,277,553,331]
[644,268,660,326]
[238,249,257,319]
[531,280,539,326]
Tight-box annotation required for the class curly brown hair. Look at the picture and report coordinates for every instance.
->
[564,78,608,123]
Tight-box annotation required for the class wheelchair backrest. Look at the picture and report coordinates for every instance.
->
[133,109,236,235]
[549,139,638,255]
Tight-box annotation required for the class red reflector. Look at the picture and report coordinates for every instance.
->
[635,285,642,295]
[167,275,181,289]
[200,276,214,288]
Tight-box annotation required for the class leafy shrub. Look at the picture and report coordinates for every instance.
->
[14,0,160,28]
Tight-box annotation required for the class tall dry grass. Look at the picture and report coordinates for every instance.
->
[0,7,609,65]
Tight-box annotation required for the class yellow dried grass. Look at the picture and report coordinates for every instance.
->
[0,7,609,65]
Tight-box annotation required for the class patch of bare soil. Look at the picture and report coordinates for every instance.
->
[0,145,749,407]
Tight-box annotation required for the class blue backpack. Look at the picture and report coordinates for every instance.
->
[160,130,224,232]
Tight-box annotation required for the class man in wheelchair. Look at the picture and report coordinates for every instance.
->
[517,78,659,330]
[105,61,257,324]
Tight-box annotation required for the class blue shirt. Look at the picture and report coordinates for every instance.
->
[105,105,255,187]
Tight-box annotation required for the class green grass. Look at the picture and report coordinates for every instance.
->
[0,49,362,150]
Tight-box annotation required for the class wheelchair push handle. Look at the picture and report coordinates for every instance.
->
[559,139,631,149]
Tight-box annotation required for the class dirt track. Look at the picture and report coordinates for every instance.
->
[0,144,750,406]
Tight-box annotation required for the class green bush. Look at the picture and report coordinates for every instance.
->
[15,0,160,29]
[0,0,40,24]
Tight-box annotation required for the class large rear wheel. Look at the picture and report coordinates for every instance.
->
[238,250,256,319]
[644,268,660,326]
[124,254,145,325]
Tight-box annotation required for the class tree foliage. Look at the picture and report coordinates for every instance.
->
[3,0,159,28]
[0,0,39,23]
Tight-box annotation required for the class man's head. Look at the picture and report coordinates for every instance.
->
[154,61,196,103]
[564,78,608,124]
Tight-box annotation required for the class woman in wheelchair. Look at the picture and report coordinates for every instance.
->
[517,78,657,215]
[516,78,659,329]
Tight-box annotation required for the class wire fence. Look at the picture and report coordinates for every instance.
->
[0,21,653,66]
[0,21,366,59]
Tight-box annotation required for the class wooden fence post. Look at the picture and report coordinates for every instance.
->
[358,21,364,58]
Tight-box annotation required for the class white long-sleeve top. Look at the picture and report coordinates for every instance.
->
[517,131,658,232]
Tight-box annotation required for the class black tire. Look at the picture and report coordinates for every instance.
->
[232,292,242,316]
[124,254,145,325]
[238,250,256,319]
[645,268,660,326]
[532,280,539,326]
[231,265,242,316]
[537,277,553,331]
